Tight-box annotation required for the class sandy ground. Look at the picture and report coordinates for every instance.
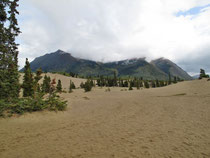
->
[0,75,210,158]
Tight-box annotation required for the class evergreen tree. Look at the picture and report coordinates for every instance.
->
[90,79,94,87]
[113,71,117,86]
[173,76,177,84]
[160,81,165,87]
[56,79,62,92]
[0,0,20,100]
[136,79,140,90]
[22,58,34,97]
[34,68,42,83]
[156,79,160,87]
[124,80,128,87]
[129,82,133,90]
[168,73,172,85]
[144,81,150,89]
[199,69,209,79]
[41,75,51,93]
[139,81,143,87]
[69,80,75,93]
[80,82,84,88]
[151,80,156,88]
[34,68,42,92]
[84,79,92,92]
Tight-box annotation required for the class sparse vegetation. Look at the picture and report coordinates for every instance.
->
[69,80,76,93]
[199,69,209,79]
[172,93,187,96]
[105,87,111,92]
[84,79,93,92]
[22,58,34,97]
[0,2,67,117]
[56,79,62,93]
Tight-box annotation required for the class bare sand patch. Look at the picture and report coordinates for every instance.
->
[0,77,210,158]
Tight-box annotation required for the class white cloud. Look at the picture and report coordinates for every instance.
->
[18,0,210,73]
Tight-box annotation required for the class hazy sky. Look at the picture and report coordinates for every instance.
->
[17,0,210,75]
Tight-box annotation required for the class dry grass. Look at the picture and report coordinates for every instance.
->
[0,75,210,158]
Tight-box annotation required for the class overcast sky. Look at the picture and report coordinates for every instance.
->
[17,0,210,75]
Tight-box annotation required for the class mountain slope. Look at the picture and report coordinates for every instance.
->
[151,58,193,80]
[104,58,168,80]
[27,50,192,80]
[29,50,113,76]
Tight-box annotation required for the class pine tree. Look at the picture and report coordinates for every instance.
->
[0,0,20,100]
[168,73,172,85]
[129,82,133,90]
[156,79,160,87]
[136,79,140,90]
[34,68,42,83]
[80,82,84,88]
[113,71,117,86]
[151,80,156,88]
[42,75,51,93]
[84,79,92,92]
[173,76,177,84]
[34,68,42,92]
[22,58,34,97]
[144,81,150,89]
[69,80,75,93]
[56,79,62,92]
[199,69,209,79]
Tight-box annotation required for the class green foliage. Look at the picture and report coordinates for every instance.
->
[41,75,51,93]
[34,68,42,83]
[56,79,62,92]
[151,80,156,88]
[22,58,34,97]
[84,80,92,92]
[46,93,67,111]
[160,81,165,87]
[80,82,84,88]
[156,79,160,87]
[129,85,133,90]
[0,1,67,117]
[33,68,43,93]
[0,93,67,117]
[144,81,150,89]
[199,69,209,79]
[69,80,75,93]
[136,80,140,90]
[0,0,20,100]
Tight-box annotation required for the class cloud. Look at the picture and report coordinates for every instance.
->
[17,0,210,74]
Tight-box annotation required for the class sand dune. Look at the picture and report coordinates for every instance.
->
[0,75,210,158]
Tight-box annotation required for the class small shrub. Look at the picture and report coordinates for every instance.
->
[105,88,111,92]
[47,93,67,111]
[84,80,92,92]
[56,79,62,93]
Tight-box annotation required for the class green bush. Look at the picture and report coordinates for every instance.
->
[47,93,67,111]
[84,80,92,92]
[0,93,67,117]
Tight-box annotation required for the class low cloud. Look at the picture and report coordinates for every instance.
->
[18,0,210,74]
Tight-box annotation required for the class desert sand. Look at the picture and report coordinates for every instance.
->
[0,74,210,158]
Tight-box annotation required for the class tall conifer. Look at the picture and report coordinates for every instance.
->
[22,58,34,97]
[0,0,20,100]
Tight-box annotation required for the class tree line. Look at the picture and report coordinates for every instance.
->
[0,0,66,117]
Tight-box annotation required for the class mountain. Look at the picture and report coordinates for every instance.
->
[28,50,113,76]
[151,58,193,80]
[192,74,199,79]
[103,58,168,80]
[26,50,192,80]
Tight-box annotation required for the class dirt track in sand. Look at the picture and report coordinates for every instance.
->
[0,75,210,158]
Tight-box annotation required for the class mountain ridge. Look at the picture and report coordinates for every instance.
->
[26,50,192,80]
